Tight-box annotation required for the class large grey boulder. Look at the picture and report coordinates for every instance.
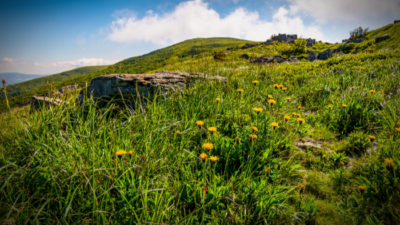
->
[307,51,317,61]
[80,71,226,107]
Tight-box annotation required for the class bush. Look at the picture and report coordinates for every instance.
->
[343,131,371,155]
[350,26,369,40]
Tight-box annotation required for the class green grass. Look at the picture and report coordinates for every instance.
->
[1,23,400,224]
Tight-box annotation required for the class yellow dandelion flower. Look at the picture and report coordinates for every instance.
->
[328,105,333,109]
[285,97,291,102]
[271,122,279,129]
[215,97,221,103]
[395,127,400,133]
[342,104,348,108]
[237,88,244,94]
[267,94,273,99]
[253,107,263,114]
[210,155,219,162]
[340,161,345,166]
[208,127,217,133]
[234,136,240,143]
[127,150,133,155]
[297,118,305,124]
[202,143,214,150]
[299,184,306,190]
[298,105,302,110]
[273,84,279,89]
[278,84,284,89]
[284,115,290,121]
[199,153,208,160]
[196,120,204,127]
[292,112,301,117]
[252,80,259,85]
[176,130,181,135]
[368,135,376,141]
[268,99,276,105]
[369,89,376,94]
[116,150,127,157]
[251,126,258,132]
[358,185,366,191]
[282,87,287,91]
[384,158,394,167]
[249,134,258,140]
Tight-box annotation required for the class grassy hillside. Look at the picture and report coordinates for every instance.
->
[0,23,399,224]
[0,73,44,86]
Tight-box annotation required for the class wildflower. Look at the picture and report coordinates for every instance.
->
[199,153,208,160]
[249,134,257,140]
[252,80,259,85]
[176,130,181,135]
[358,185,366,191]
[369,89,376,94]
[202,143,214,150]
[196,120,204,127]
[298,105,302,110]
[299,184,306,191]
[116,150,127,157]
[271,122,279,129]
[285,97,291,102]
[368,135,376,141]
[268,99,276,105]
[284,115,290,121]
[328,105,333,110]
[267,94,273,99]
[395,127,400,133]
[237,88,244,94]
[210,155,219,162]
[127,150,133,155]
[251,126,258,132]
[1,78,5,85]
[253,107,263,114]
[342,104,348,108]
[384,158,394,167]
[292,112,301,117]
[273,84,279,89]
[297,118,305,124]
[278,84,284,89]
[282,87,287,92]
[265,167,271,173]
[215,97,221,103]
[208,127,217,133]
[234,136,240,143]
[340,161,345,166]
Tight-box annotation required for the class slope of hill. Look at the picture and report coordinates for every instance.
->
[0,73,45,86]
[1,22,400,224]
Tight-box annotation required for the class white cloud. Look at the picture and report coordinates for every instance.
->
[288,0,400,23]
[0,58,115,74]
[2,57,15,63]
[108,0,325,45]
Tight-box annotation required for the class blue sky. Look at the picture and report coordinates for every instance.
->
[0,0,399,74]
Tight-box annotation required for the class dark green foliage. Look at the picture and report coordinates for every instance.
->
[350,26,369,40]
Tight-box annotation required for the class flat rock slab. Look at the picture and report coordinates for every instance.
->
[81,71,226,107]
[31,96,63,110]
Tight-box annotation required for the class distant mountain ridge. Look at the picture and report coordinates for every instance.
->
[0,72,46,86]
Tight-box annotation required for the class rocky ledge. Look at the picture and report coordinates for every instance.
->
[80,71,226,107]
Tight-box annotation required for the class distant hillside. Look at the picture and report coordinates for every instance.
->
[0,73,45,86]
[1,65,108,99]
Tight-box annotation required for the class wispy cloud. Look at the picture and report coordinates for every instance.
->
[108,0,325,45]
[2,57,15,63]
[288,0,400,23]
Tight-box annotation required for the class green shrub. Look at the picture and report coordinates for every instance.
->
[343,131,371,155]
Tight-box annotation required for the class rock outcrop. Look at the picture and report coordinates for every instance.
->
[265,34,297,44]
[317,49,332,60]
[241,43,257,49]
[306,38,316,47]
[31,96,63,110]
[80,71,226,107]
[375,34,390,43]
[307,51,317,61]
[250,55,299,64]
